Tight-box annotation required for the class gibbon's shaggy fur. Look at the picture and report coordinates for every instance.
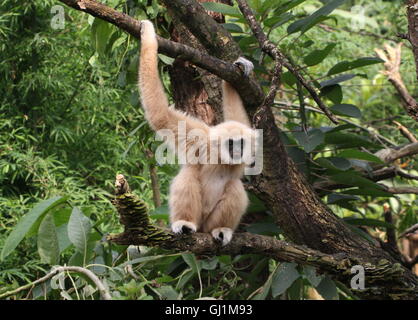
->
[138,20,258,245]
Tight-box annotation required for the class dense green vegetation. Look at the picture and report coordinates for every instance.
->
[0,0,417,300]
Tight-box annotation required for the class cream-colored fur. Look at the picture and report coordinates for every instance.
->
[138,20,256,245]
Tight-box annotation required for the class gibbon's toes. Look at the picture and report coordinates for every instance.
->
[211,227,233,246]
[234,57,254,77]
[171,220,197,235]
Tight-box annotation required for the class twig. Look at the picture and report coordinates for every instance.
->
[374,142,418,163]
[235,0,339,124]
[375,43,418,121]
[0,266,112,300]
[393,121,418,143]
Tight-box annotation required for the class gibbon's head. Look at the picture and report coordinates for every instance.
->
[209,121,259,166]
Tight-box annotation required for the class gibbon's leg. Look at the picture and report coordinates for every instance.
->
[221,57,254,126]
[138,20,209,138]
[201,179,248,245]
[169,166,202,234]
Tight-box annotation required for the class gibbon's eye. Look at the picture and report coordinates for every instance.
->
[227,138,245,159]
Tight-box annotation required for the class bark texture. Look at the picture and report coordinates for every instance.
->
[59,0,418,299]
[109,176,418,300]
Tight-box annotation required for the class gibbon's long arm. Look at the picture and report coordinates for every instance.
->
[138,21,209,137]
[221,58,253,127]
[222,81,251,127]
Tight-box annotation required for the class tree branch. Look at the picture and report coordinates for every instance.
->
[0,266,112,300]
[108,175,418,300]
[235,0,339,124]
[375,43,418,121]
[406,0,418,81]
[58,0,263,108]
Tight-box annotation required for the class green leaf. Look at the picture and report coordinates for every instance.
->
[67,207,92,262]
[320,84,343,104]
[158,54,175,65]
[287,0,347,34]
[56,224,72,253]
[303,266,324,287]
[274,0,307,16]
[330,172,384,190]
[336,150,384,164]
[325,132,378,149]
[271,262,300,297]
[1,196,67,261]
[327,193,360,204]
[293,128,325,153]
[330,104,362,118]
[343,188,393,197]
[91,18,114,57]
[316,276,338,300]
[304,43,336,66]
[200,2,241,17]
[200,257,218,271]
[316,157,351,171]
[264,12,294,30]
[328,57,384,76]
[320,74,356,88]
[182,253,201,274]
[37,213,60,265]
[282,71,297,86]
[222,23,244,33]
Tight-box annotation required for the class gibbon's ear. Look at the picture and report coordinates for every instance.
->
[221,57,253,127]
[138,20,210,149]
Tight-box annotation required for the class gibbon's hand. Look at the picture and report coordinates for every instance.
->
[234,57,254,77]
[140,20,158,50]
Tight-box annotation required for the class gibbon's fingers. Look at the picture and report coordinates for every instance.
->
[234,57,254,77]
[140,20,158,50]
[171,220,197,234]
[211,227,233,246]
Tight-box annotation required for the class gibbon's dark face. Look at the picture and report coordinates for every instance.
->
[227,138,245,161]
[210,121,258,166]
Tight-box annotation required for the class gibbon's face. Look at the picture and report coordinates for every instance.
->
[209,121,258,166]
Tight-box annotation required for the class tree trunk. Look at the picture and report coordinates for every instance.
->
[167,0,232,125]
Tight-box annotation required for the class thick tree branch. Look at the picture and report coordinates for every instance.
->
[108,175,418,300]
[58,0,263,107]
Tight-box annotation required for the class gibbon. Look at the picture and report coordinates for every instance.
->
[138,20,258,245]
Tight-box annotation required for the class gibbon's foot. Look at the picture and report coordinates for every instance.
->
[211,227,233,246]
[171,220,197,235]
[234,57,254,77]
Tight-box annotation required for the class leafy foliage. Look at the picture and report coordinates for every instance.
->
[0,0,417,300]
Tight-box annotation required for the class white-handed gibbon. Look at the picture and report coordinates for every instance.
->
[138,20,258,245]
